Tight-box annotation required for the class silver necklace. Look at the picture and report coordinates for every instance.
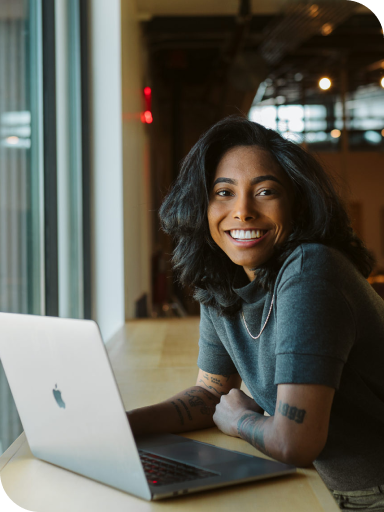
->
[241,294,275,340]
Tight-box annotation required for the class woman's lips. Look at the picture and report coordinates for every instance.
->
[225,230,269,247]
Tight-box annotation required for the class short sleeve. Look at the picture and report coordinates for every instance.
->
[197,304,237,375]
[275,276,356,389]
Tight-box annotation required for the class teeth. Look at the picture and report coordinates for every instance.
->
[230,229,265,240]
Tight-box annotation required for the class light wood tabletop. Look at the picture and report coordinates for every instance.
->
[0,317,339,512]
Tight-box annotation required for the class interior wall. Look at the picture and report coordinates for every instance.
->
[89,0,125,341]
[121,0,152,319]
[316,151,384,270]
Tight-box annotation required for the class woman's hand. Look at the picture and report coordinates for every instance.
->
[213,389,264,437]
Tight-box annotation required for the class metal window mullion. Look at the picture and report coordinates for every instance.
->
[79,0,91,319]
[42,0,58,316]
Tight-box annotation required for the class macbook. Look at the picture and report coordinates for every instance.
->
[0,313,295,500]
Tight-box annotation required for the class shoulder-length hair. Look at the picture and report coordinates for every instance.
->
[159,115,375,317]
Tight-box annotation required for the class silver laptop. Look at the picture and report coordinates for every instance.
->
[0,312,295,500]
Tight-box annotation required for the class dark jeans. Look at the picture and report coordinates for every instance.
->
[332,485,384,511]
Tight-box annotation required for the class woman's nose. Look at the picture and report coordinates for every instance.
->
[232,195,258,222]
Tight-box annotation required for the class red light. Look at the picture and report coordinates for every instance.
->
[141,111,153,124]
[144,87,151,96]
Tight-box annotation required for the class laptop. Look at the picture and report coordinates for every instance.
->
[0,312,295,500]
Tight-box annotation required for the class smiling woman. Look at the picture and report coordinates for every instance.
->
[128,116,384,511]
[207,146,294,280]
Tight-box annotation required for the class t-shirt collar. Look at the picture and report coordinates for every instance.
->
[232,266,266,304]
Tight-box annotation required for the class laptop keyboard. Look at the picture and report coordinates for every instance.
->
[138,449,219,487]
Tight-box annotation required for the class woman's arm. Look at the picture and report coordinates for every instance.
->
[127,370,242,436]
[213,383,335,467]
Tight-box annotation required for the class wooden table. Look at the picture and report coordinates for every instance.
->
[0,318,339,511]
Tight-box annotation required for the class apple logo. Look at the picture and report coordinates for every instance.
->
[53,384,66,409]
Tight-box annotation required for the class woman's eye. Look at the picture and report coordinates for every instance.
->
[258,189,274,196]
[216,190,232,197]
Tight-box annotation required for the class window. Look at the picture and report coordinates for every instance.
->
[249,84,384,151]
[0,0,90,456]
[0,0,43,455]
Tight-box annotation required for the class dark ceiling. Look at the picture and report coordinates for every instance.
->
[143,7,384,110]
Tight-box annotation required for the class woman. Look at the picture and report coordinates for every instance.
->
[128,116,384,510]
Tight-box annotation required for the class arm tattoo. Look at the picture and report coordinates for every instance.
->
[188,395,204,407]
[210,377,223,387]
[237,412,273,457]
[177,399,192,421]
[194,388,216,401]
[200,405,216,415]
[198,379,225,396]
[184,389,217,417]
[171,401,184,425]
[278,401,306,424]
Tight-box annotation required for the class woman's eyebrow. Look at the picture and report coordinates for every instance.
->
[213,175,283,186]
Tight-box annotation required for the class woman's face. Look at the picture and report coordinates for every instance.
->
[207,145,294,281]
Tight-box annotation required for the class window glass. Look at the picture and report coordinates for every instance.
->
[250,85,384,151]
[0,0,44,455]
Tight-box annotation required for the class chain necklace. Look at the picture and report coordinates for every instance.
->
[241,294,275,340]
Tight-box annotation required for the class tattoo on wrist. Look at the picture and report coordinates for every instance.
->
[177,399,192,421]
[171,401,184,425]
[237,412,273,457]
[278,401,306,424]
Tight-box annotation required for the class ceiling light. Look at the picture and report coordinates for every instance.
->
[380,77,384,89]
[309,4,319,17]
[319,77,331,90]
[331,129,341,138]
[321,23,333,36]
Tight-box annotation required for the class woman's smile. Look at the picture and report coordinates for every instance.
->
[225,229,270,247]
[207,145,294,281]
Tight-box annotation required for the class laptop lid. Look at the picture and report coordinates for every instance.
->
[0,313,151,500]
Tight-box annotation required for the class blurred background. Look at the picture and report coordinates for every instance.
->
[0,0,383,455]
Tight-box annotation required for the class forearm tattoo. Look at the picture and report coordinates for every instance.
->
[278,401,306,424]
[237,412,273,457]
[171,401,184,425]
[184,389,217,417]
[177,398,192,421]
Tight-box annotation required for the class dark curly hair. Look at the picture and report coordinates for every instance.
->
[159,115,375,317]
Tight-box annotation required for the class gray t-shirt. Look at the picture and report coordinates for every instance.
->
[197,243,384,491]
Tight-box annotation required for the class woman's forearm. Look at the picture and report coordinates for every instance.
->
[237,412,278,459]
[127,385,220,436]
